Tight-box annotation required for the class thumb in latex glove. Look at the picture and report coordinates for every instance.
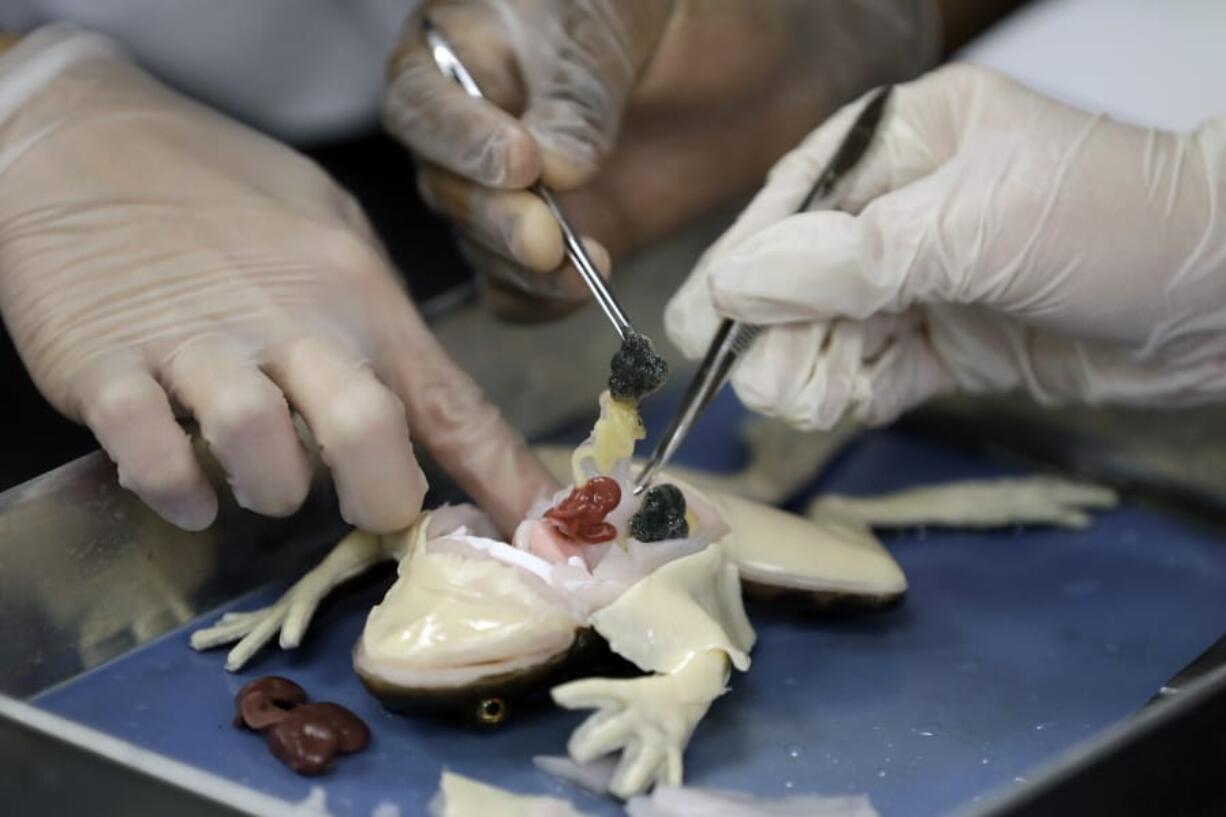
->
[0,26,556,533]
[666,64,1226,430]
[383,0,938,318]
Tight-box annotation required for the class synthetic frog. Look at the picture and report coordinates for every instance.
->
[193,396,1115,798]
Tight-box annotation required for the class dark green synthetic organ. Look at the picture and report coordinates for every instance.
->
[608,332,669,401]
[630,483,689,543]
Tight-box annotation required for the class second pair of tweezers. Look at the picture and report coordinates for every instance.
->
[633,85,895,494]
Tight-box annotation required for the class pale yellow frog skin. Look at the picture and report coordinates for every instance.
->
[192,413,1114,799]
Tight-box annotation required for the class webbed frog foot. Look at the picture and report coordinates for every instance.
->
[191,529,385,671]
[812,477,1118,530]
[551,650,728,799]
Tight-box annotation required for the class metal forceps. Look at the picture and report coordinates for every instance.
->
[423,17,637,342]
[633,85,894,495]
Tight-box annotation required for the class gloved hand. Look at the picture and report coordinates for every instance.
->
[666,64,1226,430]
[0,26,556,533]
[383,0,938,318]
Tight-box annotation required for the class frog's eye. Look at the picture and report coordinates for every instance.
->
[476,697,508,726]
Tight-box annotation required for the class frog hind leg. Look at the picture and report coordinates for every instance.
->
[704,490,907,611]
[811,477,1117,530]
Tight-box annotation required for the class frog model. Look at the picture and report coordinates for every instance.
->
[193,392,1115,799]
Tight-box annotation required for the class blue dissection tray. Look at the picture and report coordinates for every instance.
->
[34,391,1226,817]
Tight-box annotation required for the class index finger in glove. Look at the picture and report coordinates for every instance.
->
[377,296,561,536]
[384,8,540,188]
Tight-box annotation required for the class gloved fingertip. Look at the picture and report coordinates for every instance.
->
[494,129,543,189]
[729,374,780,425]
[170,495,220,532]
[803,381,853,434]
[706,262,772,323]
[149,484,219,532]
[343,458,427,534]
[662,288,717,360]
[114,447,218,531]
[583,237,611,277]
[512,202,565,270]
[230,467,311,519]
[537,142,601,191]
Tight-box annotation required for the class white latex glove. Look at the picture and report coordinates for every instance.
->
[383,0,938,317]
[666,64,1226,430]
[0,26,555,533]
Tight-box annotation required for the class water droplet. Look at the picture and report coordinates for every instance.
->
[920,730,934,737]
[783,780,795,790]
[877,769,887,778]
[981,757,991,765]
[1035,722,1053,732]
[1013,776,1028,784]
[785,744,803,760]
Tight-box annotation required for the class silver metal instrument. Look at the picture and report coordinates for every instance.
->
[423,17,636,341]
[633,85,894,494]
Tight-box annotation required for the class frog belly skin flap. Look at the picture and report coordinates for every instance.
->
[192,397,1117,799]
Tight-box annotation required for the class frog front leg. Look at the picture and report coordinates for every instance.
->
[190,528,392,671]
[548,542,754,799]
[811,478,1118,530]
[552,649,730,799]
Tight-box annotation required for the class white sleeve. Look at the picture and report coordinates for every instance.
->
[0,0,417,143]
[957,0,1226,131]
